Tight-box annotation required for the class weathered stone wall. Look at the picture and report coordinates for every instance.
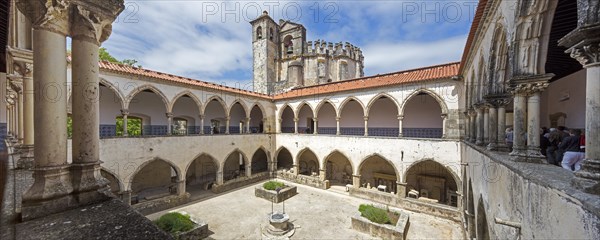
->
[463,143,600,239]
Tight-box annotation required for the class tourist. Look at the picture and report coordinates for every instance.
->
[559,129,585,171]
[505,127,513,152]
[540,127,549,157]
[546,128,562,166]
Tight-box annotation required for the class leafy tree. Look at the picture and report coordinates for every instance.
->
[67,116,72,139]
[99,47,120,63]
[116,117,143,136]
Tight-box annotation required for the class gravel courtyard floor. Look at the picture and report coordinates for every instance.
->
[148,180,464,239]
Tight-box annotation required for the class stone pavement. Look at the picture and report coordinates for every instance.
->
[148,180,465,239]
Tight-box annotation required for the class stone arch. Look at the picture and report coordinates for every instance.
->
[366,93,401,115]
[296,101,316,133]
[203,96,228,134]
[250,102,267,120]
[476,196,490,240]
[169,91,202,113]
[249,103,266,133]
[203,95,228,116]
[129,157,182,185]
[295,101,315,118]
[296,148,319,176]
[403,159,460,206]
[99,78,125,110]
[124,84,169,111]
[279,103,295,133]
[101,167,123,194]
[338,96,366,117]
[323,150,354,186]
[315,99,338,134]
[229,100,249,134]
[275,146,294,170]
[128,158,181,204]
[400,89,448,116]
[185,153,219,191]
[251,147,270,174]
[315,99,339,118]
[222,149,249,180]
[358,153,399,193]
[229,99,250,117]
[366,93,401,136]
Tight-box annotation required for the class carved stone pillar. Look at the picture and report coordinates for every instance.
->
[319,169,326,181]
[463,112,470,141]
[468,109,477,143]
[487,103,498,150]
[70,2,123,207]
[335,117,341,135]
[278,118,282,133]
[225,117,230,134]
[21,71,34,166]
[120,109,129,136]
[177,180,186,196]
[245,117,251,133]
[483,106,489,145]
[166,112,173,135]
[475,105,484,146]
[216,171,224,185]
[559,9,600,193]
[526,90,546,159]
[17,87,24,143]
[313,118,318,135]
[199,114,205,134]
[293,117,299,134]
[441,114,448,138]
[396,181,407,197]
[363,116,369,137]
[510,91,527,157]
[496,99,510,151]
[398,115,404,137]
[353,174,361,187]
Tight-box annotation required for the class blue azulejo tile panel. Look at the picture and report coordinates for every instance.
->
[149,125,167,136]
[340,127,364,136]
[403,128,443,138]
[368,128,399,137]
[281,127,294,133]
[99,125,117,138]
[229,126,241,134]
[0,123,6,151]
[317,127,336,135]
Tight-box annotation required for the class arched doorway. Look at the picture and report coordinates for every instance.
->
[249,104,265,133]
[130,159,179,204]
[223,150,248,181]
[297,103,314,134]
[402,93,443,138]
[339,98,365,136]
[276,147,294,170]
[405,160,458,206]
[99,83,123,138]
[101,169,121,195]
[280,105,295,133]
[359,155,397,193]
[297,148,319,176]
[185,154,218,194]
[204,98,227,134]
[172,94,200,135]
[229,101,247,134]
[367,95,399,137]
[251,148,269,175]
[476,197,490,240]
[316,101,336,135]
[324,151,353,186]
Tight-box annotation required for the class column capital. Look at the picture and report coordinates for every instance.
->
[509,74,553,95]
[293,118,299,122]
[225,117,231,121]
[468,109,477,117]
[335,117,341,121]
[12,61,33,78]
[245,117,251,121]
[312,117,318,122]
[70,2,124,45]
[565,41,600,68]
[440,113,448,119]
[363,116,369,121]
[397,115,404,120]
[17,0,70,34]
[165,112,174,118]
[120,109,129,116]
[199,114,205,119]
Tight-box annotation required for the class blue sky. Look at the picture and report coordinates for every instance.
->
[102,1,477,90]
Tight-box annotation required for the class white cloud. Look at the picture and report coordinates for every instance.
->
[362,34,466,75]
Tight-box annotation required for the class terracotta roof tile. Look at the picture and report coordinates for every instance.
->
[273,62,460,100]
[98,61,271,99]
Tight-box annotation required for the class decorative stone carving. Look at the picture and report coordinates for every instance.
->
[70,2,124,44]
[166,112,174,118]
[16,0,70,34]
[575,0,600,27]
[567,43,600,67]
[120,109,129,116]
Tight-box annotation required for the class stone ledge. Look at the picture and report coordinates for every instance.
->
[16,198,172,240]
[255,184,298,203]
[211,172,270,194]
[351,207,409,240]
[133,193,190,216]
[463,141,600,217]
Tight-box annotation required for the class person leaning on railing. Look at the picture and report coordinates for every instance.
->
[559,129,585,172]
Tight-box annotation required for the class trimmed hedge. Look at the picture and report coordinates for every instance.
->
[263,181,285,191]
[359,204,395,225]
[154,212,195,234]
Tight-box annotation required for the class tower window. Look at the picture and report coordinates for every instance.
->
[284,35,293,54]
[257,26,263,39]
[269,28,274,41]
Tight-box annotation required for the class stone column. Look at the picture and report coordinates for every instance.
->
[335,117,341,135]
[313,118,318,135]
[398,115,404,137]
[278,118,282,133]
[560,21,600,193]
[293,165,299,176]
[19,0,74,220]
[469,109,477,143]
[441,114,448,138]
[487,104,498,150]
[352,174,361,187]
[121,190,132,205]
[463,112,471,141]
[526,91,545,159]
[225,117,230,134]
[70,3,122,206]
[245,117,251,133]
[120,109,129,137]
[21,70,35,166]
[510,92,527,156]
[166,112,173,135]
[319,169,326,181]
[396,181,407,197]
[199,114,205,134]
[216,171,224,185]
[177,180,186,196]
[483,106,489,145]
[363,116,369,137]
[293,117,299,134]
[17,89,24,143]
[475,105,484,146]
[6,104,12,137]
[262,118,268,133]
[496,100,509,151]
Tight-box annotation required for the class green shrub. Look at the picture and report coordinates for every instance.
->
[263,181,285,190]
[154,212,195,234]
[358,204,392,225]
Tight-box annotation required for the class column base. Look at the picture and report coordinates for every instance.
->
[17,145,35,169]
[352,175,361,187]
[572,159,600,194]
[495,143,510,152]
[509,148,546,164]
[486,142,497,151]
[21,165,76,221]
[70,162,111,206]
[475,139,484,146]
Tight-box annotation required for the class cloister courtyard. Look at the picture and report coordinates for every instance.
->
[148,180,464,239]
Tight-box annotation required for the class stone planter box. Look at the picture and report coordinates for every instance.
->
[173,217,209,240]
[255,185,297,203]
[351,208,410,240]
